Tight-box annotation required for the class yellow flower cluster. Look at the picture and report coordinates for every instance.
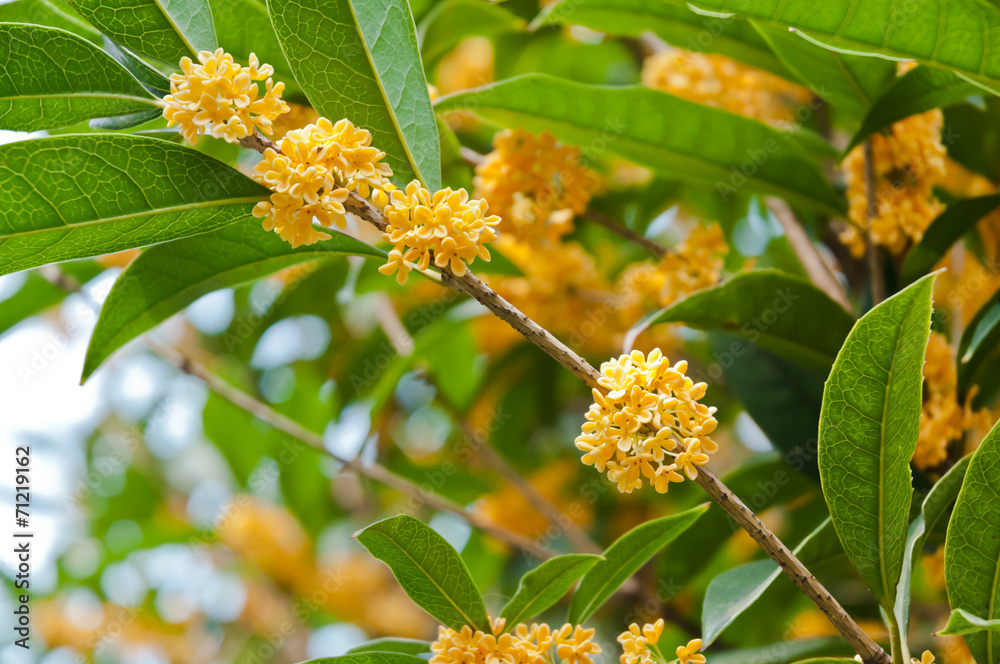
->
[618,620,705,664]
[251,117,394,247]
[912,652,936,664]
[641,48,811,124]
[619,223,729,310]
[378,181,501,284]
[474,129,603,243]
[915,332,993,470]
[431,618,601,664]
[839,110,946,258]
[576,349,718,493]
[163,48,289,145]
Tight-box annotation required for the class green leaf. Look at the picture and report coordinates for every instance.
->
[818,274,936,610]
[901,195,1000,284]
[707,638,853,664]
[0,24,161,132]
[649,0,1000,95]
[702,518,840,645]
[268,0,441,189]
[754,22,896,121]
[500,554,603,626]
[0,134,269,277]
[82,219,381,380]
[209,0,294,82]
[418,0,525,70]
[939,608,1000,636]
[346,639,432,655]
[958,285,1000,395]
[0,0,102,42]
[299,654,431,664]
[896,456,972,641]
[103,37,172,95]
[71,0,218,63]
[434,75,844,216]
[649,270,855,369]
[847,67,978,153]
[531,0,794,80]
[567,503,708,624]
[355,514,489,632]
[945,419,1000,664]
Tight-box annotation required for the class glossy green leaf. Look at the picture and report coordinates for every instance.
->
[958,285,1000,394]
[939,609,1000,636]
[419,0,525,70]
[707,639,853,664]
[945,419,1000,664]
[901,195,1000,284]
[896,456,972,641]
[500,554,603,626]
[532,0,792,79]
[818,274,935,610]
[71,0,218,63]
[209,0,294,82]
[0,134,269,277]
[300,654,430,664]
[268,0,440,189]
[847,67,978,153]
[754,22,896,121]
[82,220,381,380]
[0,0,101,41]
[103,37,172,95]
[346,639,432,655]
[650,270,855,369]
[0,24,161,132]
[702,518,839,645]
[355,514,489,632]
[568,503,708,624]
[435,75,844,216]
[649,0,1000,95]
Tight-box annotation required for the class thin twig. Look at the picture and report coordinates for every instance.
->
[43,267,551,560]
[457,146,668,259]
[765,197,852,312]
[863,141,886,305]
[240,131,889,663]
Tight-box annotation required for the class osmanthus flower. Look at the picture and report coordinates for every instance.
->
[474,128,602,243]
[430,617,598,664]
[251,117,394,247]
[378,181,500,284]
[575,349,718,494]
[163,49,289,145]
[617,620,706,664]
[911,651,935,664]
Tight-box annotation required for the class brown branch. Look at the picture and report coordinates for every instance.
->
[239,131,889,662]
[765,197,852,312]
[863,140,886,305]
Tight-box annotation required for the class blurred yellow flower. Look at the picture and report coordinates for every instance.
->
[913,651,936,664]
[251,117,394,247]
[676,639,706,664]
[575,349,718,493]
[378,180,500,284]
[163,48,289,145]
[616,619,664,664]
[555,624,602,664]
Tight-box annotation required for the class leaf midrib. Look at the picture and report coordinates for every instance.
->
[0,92,161,105]
[367,528,482,629]
[0,196,263,240]
[505,559,590,626]
[151,0,202,58]
[575,531,670,621]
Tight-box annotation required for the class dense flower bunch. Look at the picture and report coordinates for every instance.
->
[431,618,601,664]
[618,620,706,664]
[641,48,811,124]
[915,332,993,470]
[163,49,289,145]
[378,181,501,284]
[619,223,729,309]
[474,129,602,242]
[575,349,718,493]
[251,117,394,247]
[839,109,946,258]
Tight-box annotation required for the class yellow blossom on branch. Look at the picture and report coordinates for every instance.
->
[474,128,602,243]
[430,617,600,664]
[378,181,500,284]
[251,117,394,247]
[163,48,289,145]
[575,349,718,494]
